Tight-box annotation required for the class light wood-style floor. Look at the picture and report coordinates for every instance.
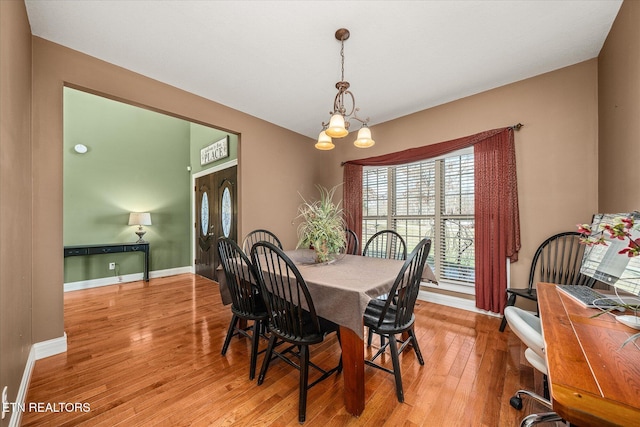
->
[23,274,553,426]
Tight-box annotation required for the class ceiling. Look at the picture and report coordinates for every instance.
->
[24,0,622,139]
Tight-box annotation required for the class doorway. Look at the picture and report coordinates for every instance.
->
[63,86,238,288]
[195,163,238,281]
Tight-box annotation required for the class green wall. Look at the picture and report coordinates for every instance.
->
[63,88,238,284]
[63,88,193,282]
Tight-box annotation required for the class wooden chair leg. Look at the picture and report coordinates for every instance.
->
[221,314,239,355]
[249,319,261,380]
[388,334,404,403]
[407,329,424,365]
[499,293,517,332]
[257,334,277,385]
[299,345,309,423]
[368,327,386,348]
[543,374,550,400]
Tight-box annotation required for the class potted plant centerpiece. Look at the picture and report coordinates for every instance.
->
[296,185,347,263]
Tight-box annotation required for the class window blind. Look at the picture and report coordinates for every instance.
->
[363,153,475,287]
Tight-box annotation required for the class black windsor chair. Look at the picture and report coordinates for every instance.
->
[217,237,269,380]
[363,229,408,346]
[242,229,283,255]
[250,242,342,423]
[364,238,431,403]
[362,229,407,260]
[345,228,359,255]
[499,231,597,332]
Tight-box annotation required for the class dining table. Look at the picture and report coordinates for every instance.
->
[217,248,437,416]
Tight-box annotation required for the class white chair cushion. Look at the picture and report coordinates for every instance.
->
[524,347,548,375]
[504,306,545,362]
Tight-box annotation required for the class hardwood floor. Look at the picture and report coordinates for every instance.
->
[23,274,553,426]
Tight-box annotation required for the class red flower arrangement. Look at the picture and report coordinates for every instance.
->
[577,213,640,347]
[577,215,640,258]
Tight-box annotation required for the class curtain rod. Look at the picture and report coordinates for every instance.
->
[340,124,523,166]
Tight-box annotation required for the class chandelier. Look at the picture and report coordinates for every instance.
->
[315,28,375,150]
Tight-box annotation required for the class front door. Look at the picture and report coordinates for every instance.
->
[195,165,237,281]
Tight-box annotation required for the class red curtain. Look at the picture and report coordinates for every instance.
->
[473,130,521,313]
[343,163,363,254]
[343,127,520,313]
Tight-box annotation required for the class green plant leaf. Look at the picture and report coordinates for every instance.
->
[296,184,347,255]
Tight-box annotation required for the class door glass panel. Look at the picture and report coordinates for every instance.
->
[221,187,231,238]
[201,192,209,236]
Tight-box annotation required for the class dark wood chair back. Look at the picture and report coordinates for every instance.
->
[499,231,597,331]
[373,238,431,332]
[345,228,359,255]
[363,229,407,260]
[529,231,597,290]
[250,241,324,344]
[242,229,282,255]
[217,237,264,318]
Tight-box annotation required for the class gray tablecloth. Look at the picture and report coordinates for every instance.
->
[216,249,437,338]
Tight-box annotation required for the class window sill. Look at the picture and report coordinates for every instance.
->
[418,287,499,317]
[423,280,475,295]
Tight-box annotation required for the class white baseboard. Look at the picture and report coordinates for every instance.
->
[418,289,500,317]
[64,266,193,292]
[7,346,35,427]
[8,333,67,427]
[33,333,68,360]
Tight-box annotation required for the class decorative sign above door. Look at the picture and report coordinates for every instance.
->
[200,136,229,166]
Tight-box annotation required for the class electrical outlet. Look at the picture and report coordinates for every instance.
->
[109,262,116,270]
[2,385,8,420]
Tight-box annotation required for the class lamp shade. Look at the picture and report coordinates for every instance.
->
[315,131,335,150]
[354,126,375,148]
[128,212,152,226]
[325,113,349,138]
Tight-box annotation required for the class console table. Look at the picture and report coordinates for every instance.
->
[64,242,150,281]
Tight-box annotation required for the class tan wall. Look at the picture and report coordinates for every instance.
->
[598,0,640,212]
[12,0,638,376]
[0,0,33,416]
[31,37,318,343]
[322,60,600,297]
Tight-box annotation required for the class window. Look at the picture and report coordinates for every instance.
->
[362,150,475,293]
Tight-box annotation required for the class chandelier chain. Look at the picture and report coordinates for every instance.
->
[340,38,345,82]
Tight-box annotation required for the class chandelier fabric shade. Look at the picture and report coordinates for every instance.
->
[316,28,375,150]
[128,212,152,226]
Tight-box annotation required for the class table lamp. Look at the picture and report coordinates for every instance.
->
[128,212,152,243]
